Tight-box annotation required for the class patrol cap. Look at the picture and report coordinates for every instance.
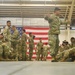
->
[54,7,60,11]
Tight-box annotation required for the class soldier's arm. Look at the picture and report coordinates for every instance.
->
[26,34,28,41]
[44,14,53,22]
[60,50,70,62]
[60,20,70,25]
[11,31,19,39]
[36,45,38,53]
[3,27,7,36]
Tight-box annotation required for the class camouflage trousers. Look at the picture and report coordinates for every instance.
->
[0,45,3,60]
[2,45,10,59]
[43,50,48,60]
[11,41,18,60]
[29,45,34,61]
[56,47,75,61]
[37,49,43,61]
[21,45,27,61]
[48,34,59,57]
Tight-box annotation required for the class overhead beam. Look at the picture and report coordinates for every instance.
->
[0,4,72,7]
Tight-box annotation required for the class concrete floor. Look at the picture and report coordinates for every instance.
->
[0,62,75,75]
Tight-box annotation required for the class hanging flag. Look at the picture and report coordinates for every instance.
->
[23,26,52,60]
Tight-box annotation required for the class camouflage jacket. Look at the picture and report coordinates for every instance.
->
[45,14,67,35]
[21,33,27,42]
[37,41,43,50]
[11,29,19,41]
[21,33,27,46]
[3,26,11,41]
[29,36,34,46]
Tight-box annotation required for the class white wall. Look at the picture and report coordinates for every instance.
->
[0,17,75,44]
[0,18,48,26]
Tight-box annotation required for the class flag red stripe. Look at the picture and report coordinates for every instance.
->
[34,38,48,40]
[24,27,49,30]
[26,32,48,35]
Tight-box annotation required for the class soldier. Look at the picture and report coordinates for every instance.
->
[59,40,70,53]
[21,29,28,61]
[56,47,75,62]
[70,37,75,48]
[69,37,75,61]
[11,26,20,61]
[3,21,11,48]
[43,43,50,61]
[44,7,69,61]
[36,38,43,61]
[28,33,35,61]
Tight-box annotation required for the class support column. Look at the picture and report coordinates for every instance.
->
[67,0,75,42]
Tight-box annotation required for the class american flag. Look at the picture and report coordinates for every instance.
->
[17,26,52,60]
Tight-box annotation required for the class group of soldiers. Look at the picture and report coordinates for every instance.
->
[0,21,29,61]
[0,7,75,61]
[0,20,50,61]
[56,37,75,62]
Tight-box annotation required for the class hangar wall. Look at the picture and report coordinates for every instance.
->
[0,17,75,44]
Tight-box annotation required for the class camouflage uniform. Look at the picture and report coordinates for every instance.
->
[18,40,22,59]
[0,40,3,60]
[3,26,11,48]
[21,33,27,61]
[45,14,67,58]
[29,36,34,61]
[70,43,75,48]
[43,45,49,61]
[37,41,43,61]
[56,47,75,62]
[11,29,19,60]
[59,45,70,53]
[2,39,10,59]
[69,41,75,61]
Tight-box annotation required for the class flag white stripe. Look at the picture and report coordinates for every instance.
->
[26,29,48,33]
[34,40,48,43]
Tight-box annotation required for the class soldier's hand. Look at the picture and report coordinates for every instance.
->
[45,14,50,18]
